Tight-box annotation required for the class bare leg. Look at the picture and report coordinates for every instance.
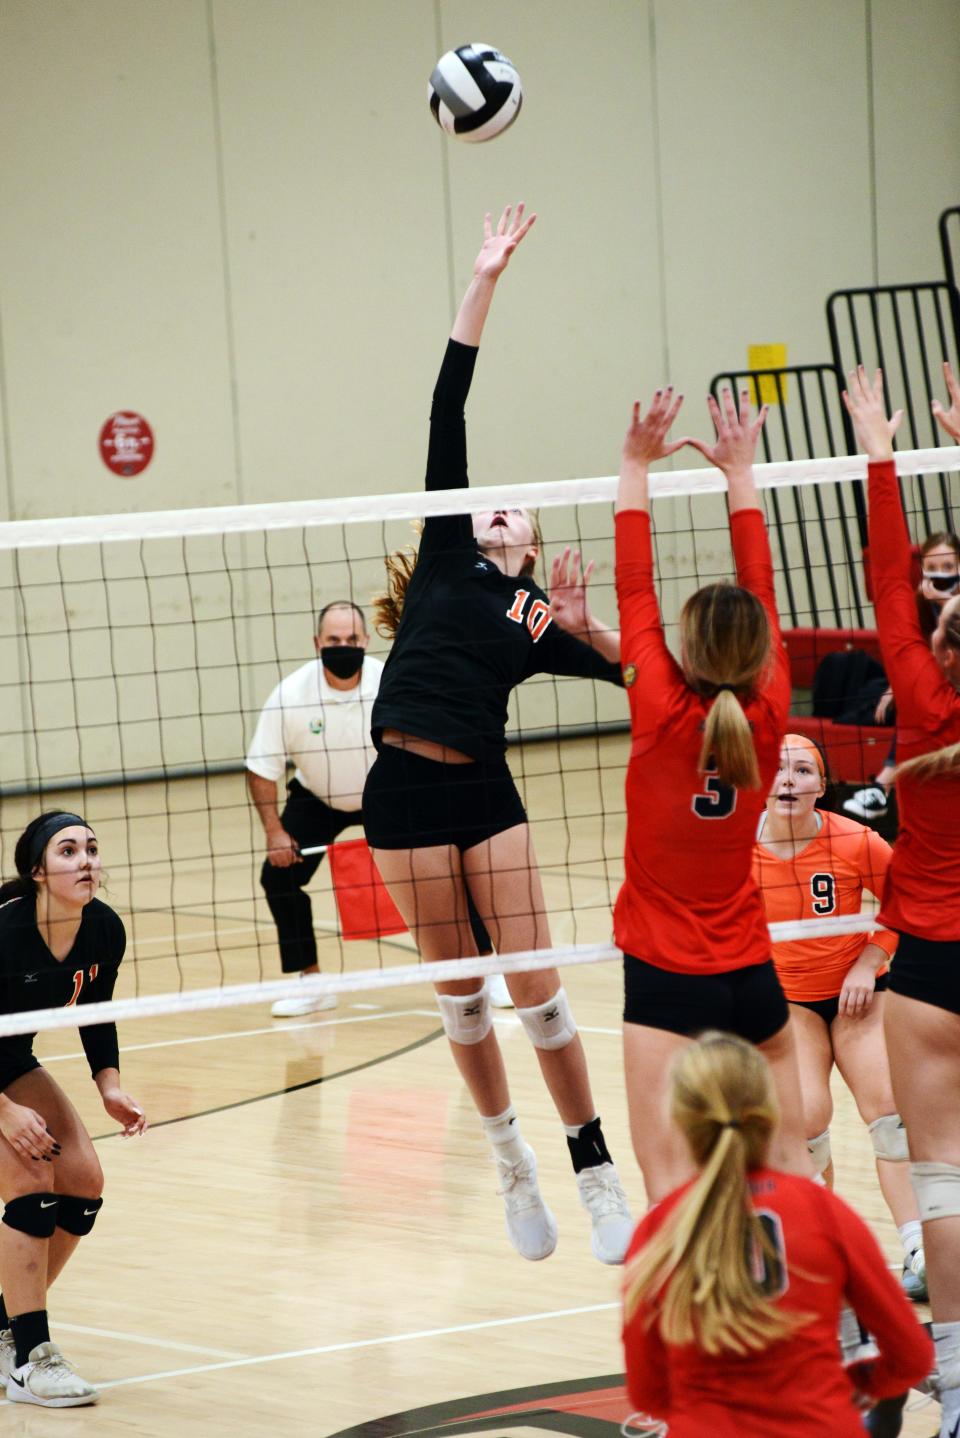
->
[788,1003,835,1183]
[463,825,595,1126]
[833,995,919,1228]
[372,843,510,1115]
[884,992,960,1320]
[757,1018,811,1177]
[622,1023,695,1205]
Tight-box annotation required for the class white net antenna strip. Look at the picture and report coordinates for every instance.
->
[0,914,882,1039]
[1,447,957,549]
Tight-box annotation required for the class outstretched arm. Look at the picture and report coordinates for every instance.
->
[686,387,768,513]
[615,387,686,515]
[451,203,536,347]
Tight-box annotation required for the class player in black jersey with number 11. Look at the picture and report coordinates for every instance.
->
[0,812,146,1408]
[365,206,632,1265]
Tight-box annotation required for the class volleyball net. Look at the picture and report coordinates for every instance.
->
[1,443,957,1036]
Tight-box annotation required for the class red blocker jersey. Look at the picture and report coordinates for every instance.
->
[868,460,960,939]
[614,509,790,973]
[753,811,897,1001]
[622,1168,933,1438]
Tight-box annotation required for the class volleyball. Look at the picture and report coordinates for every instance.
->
[427,43,522,143]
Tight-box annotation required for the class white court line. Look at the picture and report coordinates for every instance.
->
[40,1008,438,1063]
[93,1301,618,1392]
[55,1322,248,1360]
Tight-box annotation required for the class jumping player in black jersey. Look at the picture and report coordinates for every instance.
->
[365,206,632,1265]
[0,812,146,1407]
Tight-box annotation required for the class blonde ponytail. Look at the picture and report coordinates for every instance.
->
[699,690,761,790]
[623,1033,813,1357]
[895,740,960,783]
[680,582,771,790]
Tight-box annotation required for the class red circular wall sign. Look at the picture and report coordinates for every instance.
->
[99,412,154,477]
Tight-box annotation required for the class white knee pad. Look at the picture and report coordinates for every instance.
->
[437,985,492,1046]
[807,1128,832,1177]
[911,1161,960,1222]
[516,987,577,1051]
[869,1114,910,1162]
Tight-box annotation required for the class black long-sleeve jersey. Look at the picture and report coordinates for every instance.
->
[0,894,124,1079]
[372,339,623,760]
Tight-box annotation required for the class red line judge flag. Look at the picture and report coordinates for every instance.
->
[327,838,408,941]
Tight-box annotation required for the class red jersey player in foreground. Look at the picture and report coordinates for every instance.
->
[0,812,146,1407]
[613,386,806,1201]
[843,363,960,1438]
[621,1031,933,1438]
[753,735,926,1301]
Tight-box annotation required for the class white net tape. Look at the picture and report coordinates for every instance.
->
[1,447,957,549]
[0,914,881,1038]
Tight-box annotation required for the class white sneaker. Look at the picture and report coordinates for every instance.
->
[496,1144,558,1261]
[842,785,888,821]
[271,989,338,1018]
[6,1342,98,1407]
[0,1328,14,1382]
[487,973,515,1009]
[576,1162,634,1264]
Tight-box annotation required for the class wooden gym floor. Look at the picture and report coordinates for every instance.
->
[0,737,937,1436]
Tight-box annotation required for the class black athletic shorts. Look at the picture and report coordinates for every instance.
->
[363,743,528,851]
[0,1055,41,1092]
[623,954,789,1046]
[790,974,888,1026]
[887,933,960,1016]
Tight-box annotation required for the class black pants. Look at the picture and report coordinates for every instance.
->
[260,779,492,972]
[260,780,362,973]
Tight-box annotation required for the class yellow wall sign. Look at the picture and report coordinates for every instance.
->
[747,343,788,405]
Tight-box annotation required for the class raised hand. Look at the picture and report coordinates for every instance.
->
[473,203,537,281]
[686,388,768,476]
[549,547,596,637]
[621,388,687,469]
[932,359,960,443]
[841,366,903,461]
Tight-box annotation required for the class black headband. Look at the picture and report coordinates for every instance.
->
[27,813,92,872]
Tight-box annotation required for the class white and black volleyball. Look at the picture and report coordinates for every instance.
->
[427,43,522,143]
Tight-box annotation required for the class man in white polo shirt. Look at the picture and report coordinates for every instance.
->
[246,600,382,1016]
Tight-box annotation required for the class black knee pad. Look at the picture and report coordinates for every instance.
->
[56,1195,103,1236]
[3,1193,59,1238]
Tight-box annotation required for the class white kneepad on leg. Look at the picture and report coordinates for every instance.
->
[807,1128,832,1177]
[517,987,577,1051]
[437,985,492,1045]
[868,1113,910,1162]
[911,1160,960,1221]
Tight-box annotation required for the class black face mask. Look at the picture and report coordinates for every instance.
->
[320,646,364,680]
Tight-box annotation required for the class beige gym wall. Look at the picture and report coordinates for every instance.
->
[1,1,959,787]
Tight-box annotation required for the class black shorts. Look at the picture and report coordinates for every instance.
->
[363,743,528,851]
[0,1055,41,1092]
[887,933,960,1016]
[623,954,789,1046]
[790,974,888,1026]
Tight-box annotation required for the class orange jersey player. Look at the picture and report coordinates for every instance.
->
[754,735,925,1302]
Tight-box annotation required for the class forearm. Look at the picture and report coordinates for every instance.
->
[578,618,621,662]
[725,465,761,515]
[451,273,499,347]
[616,458,650,516]
[94,1066,121,1096]
[247,771,282,833]
[859,941,893,975]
